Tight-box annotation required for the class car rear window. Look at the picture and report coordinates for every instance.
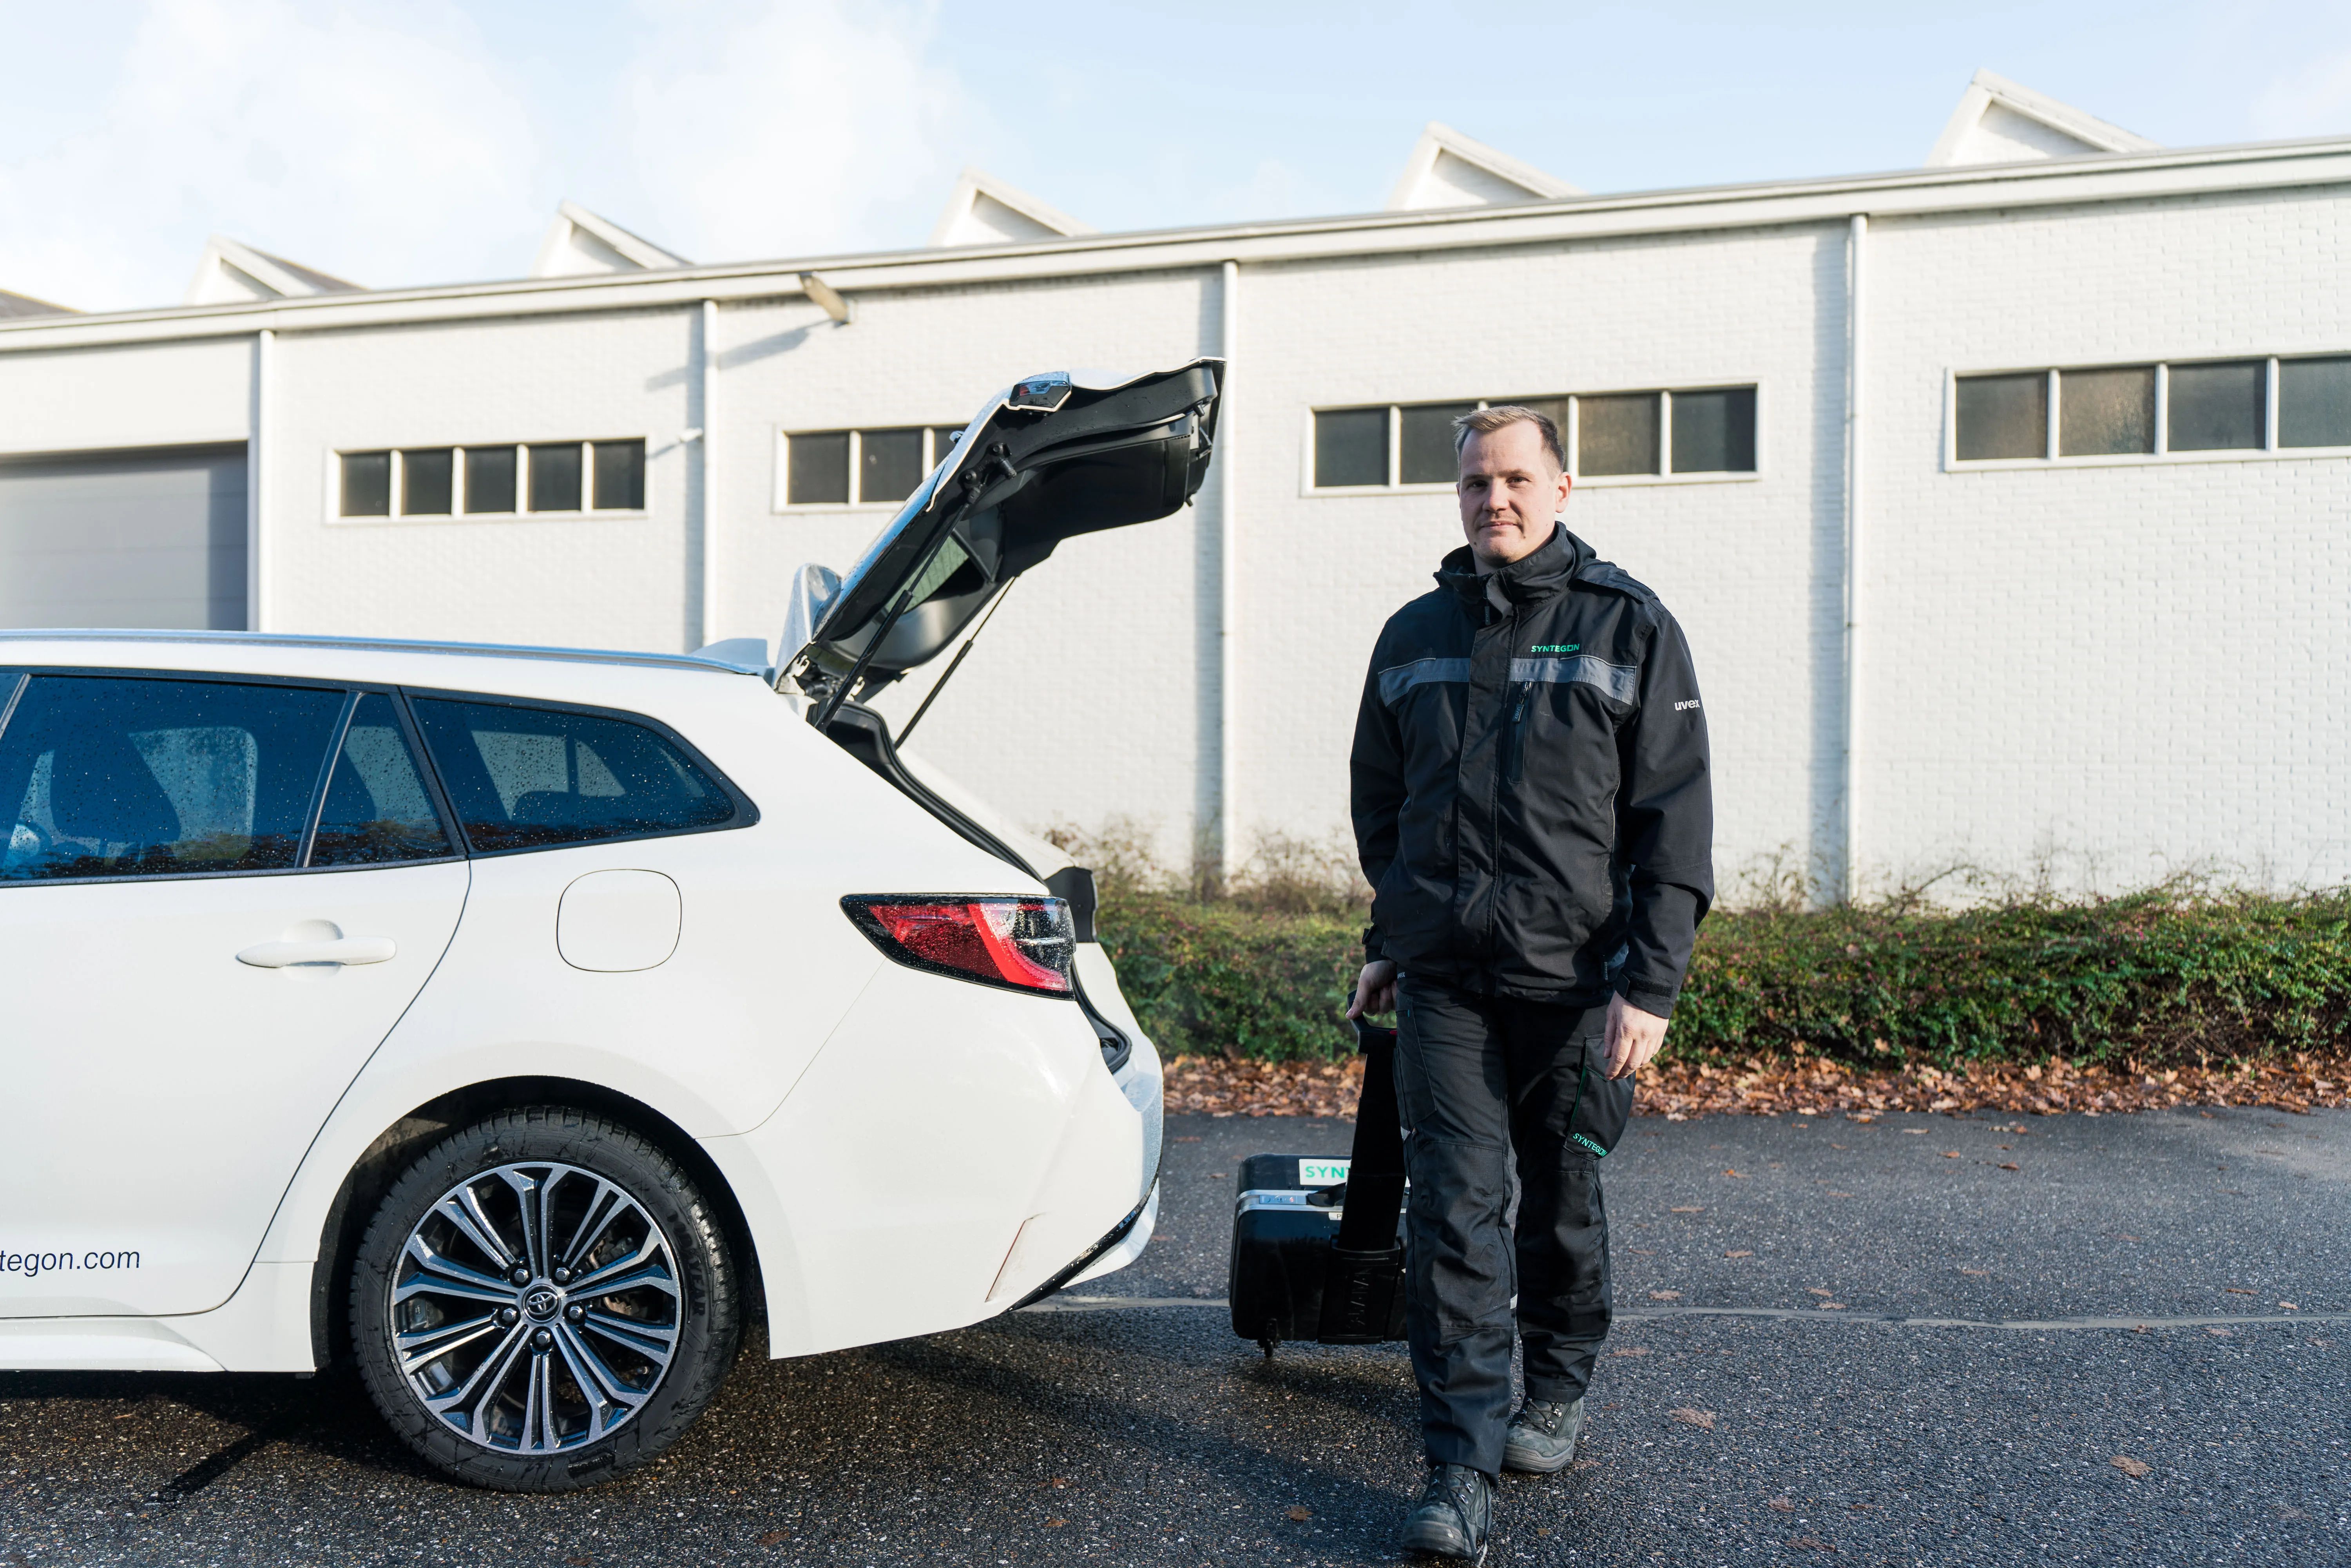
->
[409,697,741,853]
[311,692,455,865]
[0,675,345,880]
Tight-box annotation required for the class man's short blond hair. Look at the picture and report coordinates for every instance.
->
[1452,405,1565,473]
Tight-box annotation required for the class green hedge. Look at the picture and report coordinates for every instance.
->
[1096,886,2351,1066]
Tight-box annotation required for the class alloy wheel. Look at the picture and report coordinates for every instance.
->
[389,1160,682,1454]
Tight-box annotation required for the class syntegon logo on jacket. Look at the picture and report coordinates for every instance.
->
[1530,643,1579,654]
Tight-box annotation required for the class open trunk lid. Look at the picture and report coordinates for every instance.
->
[779,359,1221,722]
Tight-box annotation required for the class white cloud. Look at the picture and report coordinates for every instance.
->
[0,0,540,311]
[605,0,984,265]
[0,0,991,310]
[2252,49,2351,138]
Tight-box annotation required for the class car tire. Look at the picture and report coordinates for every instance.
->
[349,1105,741,1492]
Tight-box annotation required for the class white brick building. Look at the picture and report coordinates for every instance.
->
[3,73,2346,897]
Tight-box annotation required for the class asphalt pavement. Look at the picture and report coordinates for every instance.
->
[5,1104,2348,1566]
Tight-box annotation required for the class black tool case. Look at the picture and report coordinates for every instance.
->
[1226,1017,1408,1355]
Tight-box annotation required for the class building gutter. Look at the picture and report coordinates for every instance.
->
[1842,215,1867,903]
[698,300,718,649]
[1217,259,1239,880]
[248,329,272,633]
[6,138,2350,353]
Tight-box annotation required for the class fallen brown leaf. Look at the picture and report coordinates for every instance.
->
[1163,1052,2351,1123]
[756,1531,789,1547]
[1671,1206,1705,1213]
[1767,1497,1796,1511]
[1649,1289,1682,1300]
[1723,1168,1746,1177]
[1286,1505,1312,1522]
[1669,1408,1717,1429]
[2112,1456,2152,1477]
[1942,1151,1962,1159]
[1048,1476,1071,1487]
[2225,1288,2256,1295]
[1726,1249,1755,1257]
[1807,1287,1835,1297]
[1044,1517,1067,1528]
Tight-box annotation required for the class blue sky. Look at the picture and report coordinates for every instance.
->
[4,0,2349,312]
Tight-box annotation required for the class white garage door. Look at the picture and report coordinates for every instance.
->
[0,445,247,630]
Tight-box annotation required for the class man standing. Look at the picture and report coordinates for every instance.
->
[1347,406,1713,1559]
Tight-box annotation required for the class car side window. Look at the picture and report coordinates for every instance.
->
[409,697,741,853]
[310,693,455,866]
[0,675,345,881]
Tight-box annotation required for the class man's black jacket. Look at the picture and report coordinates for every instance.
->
[1350,524,1714,1016]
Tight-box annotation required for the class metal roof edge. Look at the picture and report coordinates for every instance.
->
[6,133,2349,352]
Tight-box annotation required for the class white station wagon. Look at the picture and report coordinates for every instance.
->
[0,360,1221,1490]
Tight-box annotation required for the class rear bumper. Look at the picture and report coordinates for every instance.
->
[704,959,1163,1358]
[1014,1179,1159,1306]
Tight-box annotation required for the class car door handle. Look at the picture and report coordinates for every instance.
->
[236,936,399,968]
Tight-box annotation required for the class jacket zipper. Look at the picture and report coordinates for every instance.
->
[1479,605,1518,948]
[1505,684,1531,785]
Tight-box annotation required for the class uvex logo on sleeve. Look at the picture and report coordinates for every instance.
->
[1674,699,1701,712]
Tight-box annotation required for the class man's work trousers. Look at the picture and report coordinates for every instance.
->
[1394,976,1634,1477]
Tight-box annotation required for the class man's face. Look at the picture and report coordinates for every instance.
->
[1457,421,1571,568]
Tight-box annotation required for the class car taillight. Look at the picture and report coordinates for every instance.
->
[842,896,1075,996]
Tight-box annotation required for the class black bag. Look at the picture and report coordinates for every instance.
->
[1226,1016,1407,1356]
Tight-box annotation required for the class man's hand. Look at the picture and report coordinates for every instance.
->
[1347,960,1397,1020]
[1603,993,1668,1079]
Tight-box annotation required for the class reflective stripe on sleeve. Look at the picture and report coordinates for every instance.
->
[1377,657,1474,707]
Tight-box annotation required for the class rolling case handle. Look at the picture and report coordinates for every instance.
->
[1316,1015,1409,1343]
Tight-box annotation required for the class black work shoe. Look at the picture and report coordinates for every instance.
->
[1397,1462,1493,1561]
[1502,1396,1586,1473]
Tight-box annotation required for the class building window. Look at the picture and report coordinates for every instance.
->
[1952,355,2351,465]
[2167,360,2264,451]
[779,426,964,509]
[402,448,454,515]
[337,440,647,518]
[527,443,582,512]
[1399,402,1477,484]
[2058,366,2155,457]
[1954,373,2047,461]
[341,451,392,516]
[591,439,645,511]
[2278,357,2351,448]
[1313,407,1389,487]
[1668,387,1757,474]
[1577,394,1659,476]
[1309,386,1758,489]
[465,447,517,513]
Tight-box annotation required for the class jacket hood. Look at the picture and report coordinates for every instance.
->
[1434,523,1592,610]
